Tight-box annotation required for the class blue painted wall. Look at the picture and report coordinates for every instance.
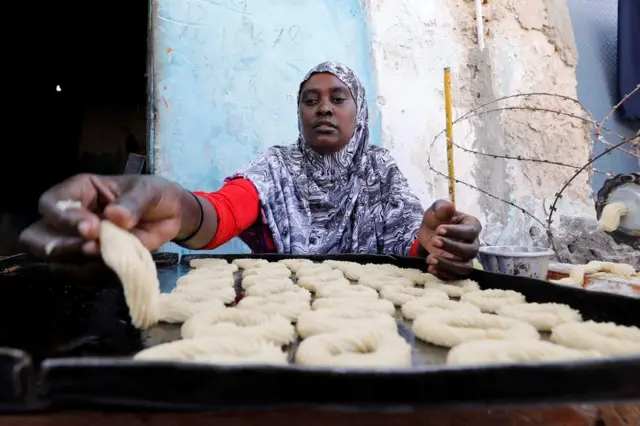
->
[566,0,640,192]
[149,0,380,254]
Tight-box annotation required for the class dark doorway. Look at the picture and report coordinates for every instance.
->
[1,1,150,255]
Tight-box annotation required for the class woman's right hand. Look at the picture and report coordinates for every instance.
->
[19,174,189,260]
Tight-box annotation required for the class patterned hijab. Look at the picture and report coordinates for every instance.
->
[227,61,425,255]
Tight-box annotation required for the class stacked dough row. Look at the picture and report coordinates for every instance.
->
[135,258,303,365]
[405,286,640,365]
[293,261,412,368]
[133,257,640,368]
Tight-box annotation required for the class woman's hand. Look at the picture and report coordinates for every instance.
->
[418,200,482,280]
[19,174,188,260]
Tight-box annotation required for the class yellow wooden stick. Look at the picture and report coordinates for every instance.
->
[444,67,456,204]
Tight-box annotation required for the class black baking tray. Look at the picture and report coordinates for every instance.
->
[0,253,639,411]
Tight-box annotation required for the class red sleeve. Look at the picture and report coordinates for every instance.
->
[409,239,421,257]
[193,178,260,250]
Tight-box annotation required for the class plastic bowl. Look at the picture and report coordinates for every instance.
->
[478,246,555,280]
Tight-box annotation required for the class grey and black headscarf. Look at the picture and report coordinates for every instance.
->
[226,61,425,255]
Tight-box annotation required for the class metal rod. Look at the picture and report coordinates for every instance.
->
[444,67,456,204]
[475,0,485,50]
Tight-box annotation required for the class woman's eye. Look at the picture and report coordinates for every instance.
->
[304,99,317,106]
[333,97,346,103]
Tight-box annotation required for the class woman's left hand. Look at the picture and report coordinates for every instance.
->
[418,200,482,280]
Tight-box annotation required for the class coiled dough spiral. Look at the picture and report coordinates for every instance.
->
[446,339,601,366]
[242,264,291,278]
[297,271,349,292]
[379,285,448,306]
[550,321,640,356]
[496,303,583,331]
[359,275,413,291]
[171,284,236,304]
[296,308,397,338]
[157,293,225,323]
[401,298,480,320]
[460,289,526,313]
[99,220,160,329]
[424,279,480,298]
[232,258,269,269]
[295,327,412,368]
[133,336,288,365]
[189,258,229,268]
[245,281,311,299]
[277,258,314,272]
[311,298,396,316]
[412,311,540,348]
[237,295,311,322]
[176,275,234,291]
[241,275,293,290]
[181,308,295,346]
[315,283,378,299]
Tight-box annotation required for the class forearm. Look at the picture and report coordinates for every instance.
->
[174,190,219,249]
[174,178,261,251]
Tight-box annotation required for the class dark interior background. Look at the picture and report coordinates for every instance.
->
[1,1,149,255]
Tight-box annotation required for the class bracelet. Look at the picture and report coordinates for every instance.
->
[172,191,204,244]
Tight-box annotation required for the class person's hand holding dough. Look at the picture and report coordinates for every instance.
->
[19,174,199,260]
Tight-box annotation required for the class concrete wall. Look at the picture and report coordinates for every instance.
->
[149,0,630,255]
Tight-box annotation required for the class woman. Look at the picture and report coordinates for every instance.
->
[20,62,481,280]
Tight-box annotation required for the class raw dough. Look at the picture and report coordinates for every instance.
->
[133,336,288,365]
[359,275,413,290]
[242,264,291,278]
[315,283,379,299]
[189,258,229,268]
[277,258,314,272]
[157,294,225,323]
[379,285,448,306]
[296,308,398,339]
[171,285,236,304]
[295,327,412,368]
[237,295,311,322]
[460,289,526,313]
[312,298,396,316]
[599,202,629,232]
[412,311,540,348]
[232,258,269,269]
[550,261,637,287]
[550,321,640,356]
[241,275,293,290]
[295,264,334,278]
[245,281,311,298]
[401,298,480,320]
[297,271,349,292]
[181,308,295,346]
[446,339,601,366]
[424,279,480,298]
[99,221,160,329]
[176,275,234,291]
[496,303,583,332]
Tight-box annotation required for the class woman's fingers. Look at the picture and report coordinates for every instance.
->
[37,174,119,239]
[435,223,480,243]
[129,218,181,251]
[433,235,479,261]
[427,255,473,280]
[19,220,97,261]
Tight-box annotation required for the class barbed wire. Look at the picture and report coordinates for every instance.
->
[427,84,640,251]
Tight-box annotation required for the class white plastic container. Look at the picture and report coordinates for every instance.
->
[478,246,555,280]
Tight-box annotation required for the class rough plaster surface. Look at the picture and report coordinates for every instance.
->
[365,0,639,265]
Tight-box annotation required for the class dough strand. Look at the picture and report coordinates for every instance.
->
[99,220,160,329]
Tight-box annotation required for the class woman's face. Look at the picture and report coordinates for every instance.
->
[298,73,357,154]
